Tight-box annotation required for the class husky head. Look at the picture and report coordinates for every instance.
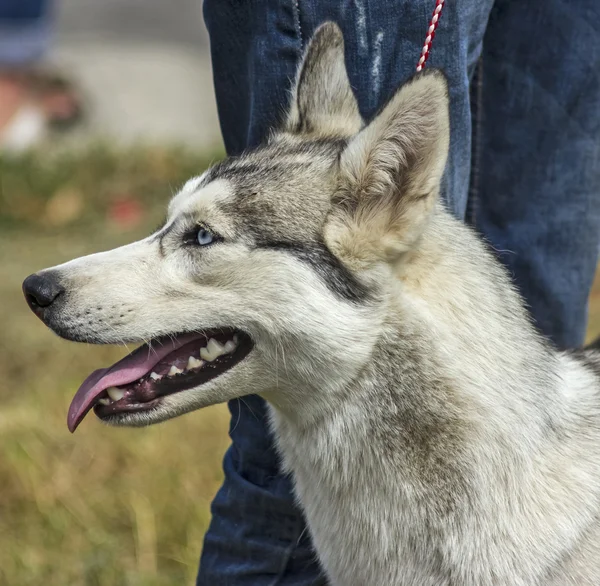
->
[22,23,449,432]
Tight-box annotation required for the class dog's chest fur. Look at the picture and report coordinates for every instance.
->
[270,343,469,586]
[269,281,600,586]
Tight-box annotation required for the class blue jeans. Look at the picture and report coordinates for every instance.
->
[198,1,600,583]
[0,0,52,66]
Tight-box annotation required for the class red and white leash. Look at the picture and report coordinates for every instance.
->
[416,0,446,72]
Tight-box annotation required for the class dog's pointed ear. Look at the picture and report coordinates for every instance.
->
[286,22,362,137]
[326,71,450,265]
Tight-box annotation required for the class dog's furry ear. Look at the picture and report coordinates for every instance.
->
[286,22,362,137]
[327,71,450,265]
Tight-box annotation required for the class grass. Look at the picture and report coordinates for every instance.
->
[1,146,600,585]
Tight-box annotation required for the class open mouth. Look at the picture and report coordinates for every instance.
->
[67,329,253,432]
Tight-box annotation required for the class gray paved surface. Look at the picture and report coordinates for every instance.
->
[57,0,209,47]
[52,0,221,148]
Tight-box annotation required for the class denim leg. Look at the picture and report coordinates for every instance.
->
[0,0,52,66]
[199,0,493,583]
[203,0,302,158]
[473,0,600,349]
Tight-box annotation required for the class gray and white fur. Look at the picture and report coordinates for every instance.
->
[30,23,600,585]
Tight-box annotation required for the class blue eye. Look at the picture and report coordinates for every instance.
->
[196,228,214,246]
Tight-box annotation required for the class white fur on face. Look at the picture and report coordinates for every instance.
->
[168,177,234,222]
[40,176,379,425]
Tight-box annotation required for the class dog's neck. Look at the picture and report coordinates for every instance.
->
[270,208,560,431]
[267,209,600,585]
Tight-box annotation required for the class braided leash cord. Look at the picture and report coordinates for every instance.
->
[416,0,446,72]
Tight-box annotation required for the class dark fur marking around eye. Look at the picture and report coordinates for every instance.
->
[152,214,196,258]
[155,223,175,258]
[256,239,371,303]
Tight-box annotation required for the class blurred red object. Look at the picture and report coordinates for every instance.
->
[108,196,143,229]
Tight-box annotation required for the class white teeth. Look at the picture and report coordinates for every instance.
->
[149,372,162,381]
[200,338,226,362]
[98,397,111,406]
[224,340,237,354]
[168,365,183,376]
[207,338,225,355]
[107,387,125,401]
[187,356,204,370]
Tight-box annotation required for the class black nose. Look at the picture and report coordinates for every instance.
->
[23,273,64,312]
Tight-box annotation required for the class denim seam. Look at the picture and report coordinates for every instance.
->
[467,56,484,227]
[293,0,303,51]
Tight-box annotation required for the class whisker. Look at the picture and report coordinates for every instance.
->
[278,341,290,379]
[230,398,243,434]
[238,397,259,421]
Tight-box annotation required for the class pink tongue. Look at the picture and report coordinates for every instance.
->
[67,333,201,433]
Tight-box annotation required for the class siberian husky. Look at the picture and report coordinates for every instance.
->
[23,23,600,586]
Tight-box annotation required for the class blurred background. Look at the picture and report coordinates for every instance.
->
[0,1,230,585]
[1,2,600,586]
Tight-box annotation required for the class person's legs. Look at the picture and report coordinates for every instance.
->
[198,1,493,583]
[473,0,600,349]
